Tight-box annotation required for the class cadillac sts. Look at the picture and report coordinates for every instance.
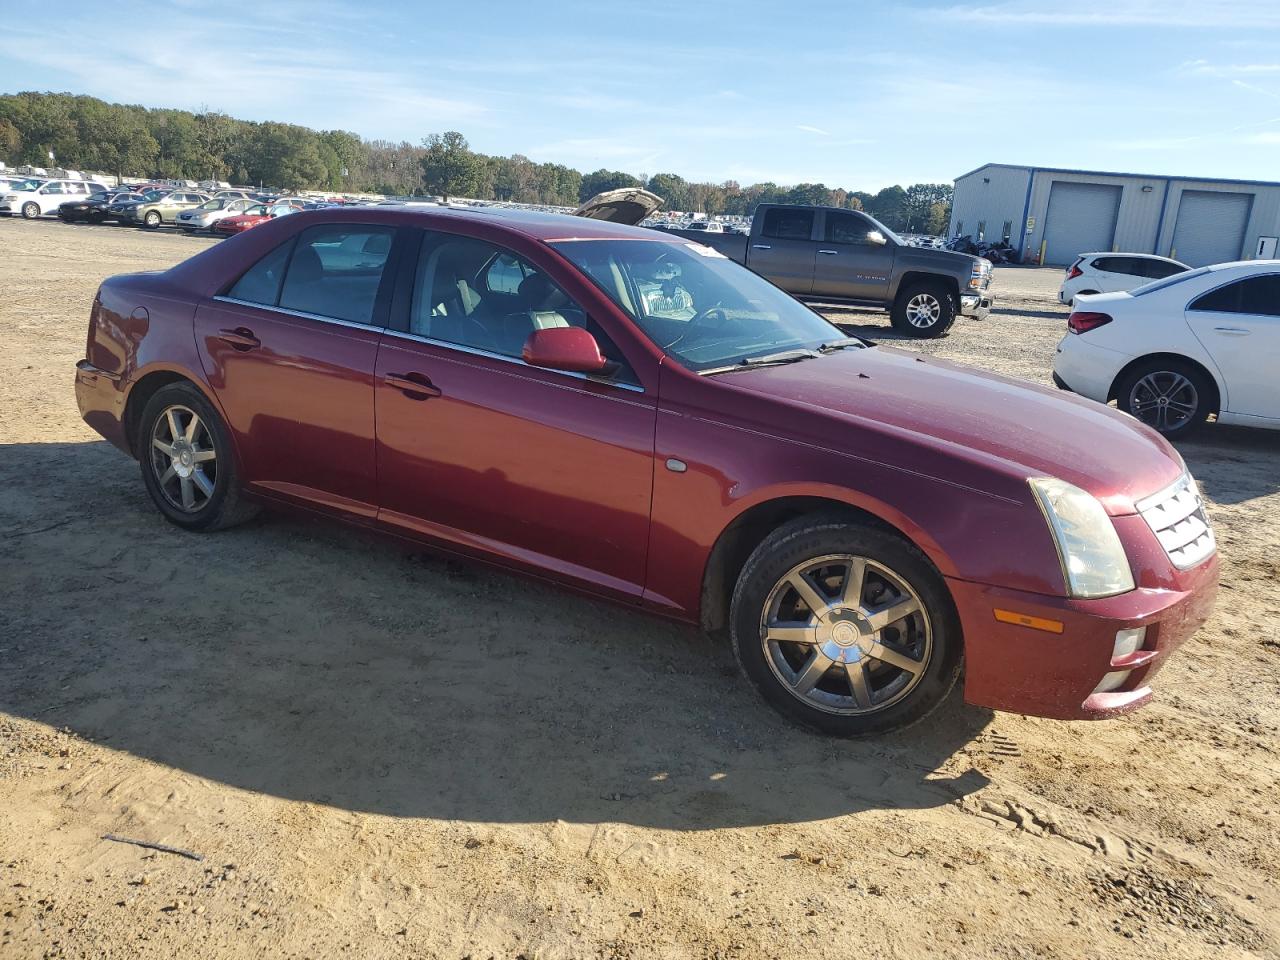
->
[75,207,1219,736]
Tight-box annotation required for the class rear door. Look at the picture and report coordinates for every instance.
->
[748,207,817,294]
[811,209,895,301]
[194,221,401,517]
[1185,273,1280,418]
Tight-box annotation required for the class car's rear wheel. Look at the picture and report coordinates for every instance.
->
[21,201,41,220]
[729,516,961,737]
[1115,359,1213,438]
[138,383,258,531]
[890,281,956,338]
[143,210,162,228]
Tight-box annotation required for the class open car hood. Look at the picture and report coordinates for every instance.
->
[572,188,664,225]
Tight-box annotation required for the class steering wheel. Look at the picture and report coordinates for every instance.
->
[690,303,731,330]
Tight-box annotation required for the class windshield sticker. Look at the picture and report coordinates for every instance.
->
[685,243,728,258]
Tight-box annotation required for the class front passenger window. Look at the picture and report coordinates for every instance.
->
[824,211,872,244]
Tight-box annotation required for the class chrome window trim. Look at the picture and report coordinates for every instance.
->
[212,295,383,333]
[380,327,646,395]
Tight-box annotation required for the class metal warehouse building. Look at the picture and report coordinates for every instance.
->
[949,162,1280,266]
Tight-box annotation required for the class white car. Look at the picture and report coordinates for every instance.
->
[175,197,259,232]
[1059,252,1188,305]
[683,220,725,233]
[0,178,110,218]
[1053,260,1280,437]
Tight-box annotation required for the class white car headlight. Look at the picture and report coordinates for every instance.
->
[1029,477,1135,599]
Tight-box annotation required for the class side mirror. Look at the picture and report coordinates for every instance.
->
[523,326,608,374]
[867,230,888,246]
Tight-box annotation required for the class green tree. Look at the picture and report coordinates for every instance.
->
[420,131,480,200]
[578,168,640,202]
[903,183,953,232]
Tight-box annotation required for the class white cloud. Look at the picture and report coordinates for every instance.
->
[1183,59,1280,76]
[935,0,1280,28]
[795,125,830,135]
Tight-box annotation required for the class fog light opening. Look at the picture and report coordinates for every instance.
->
[1093,626,1148,694]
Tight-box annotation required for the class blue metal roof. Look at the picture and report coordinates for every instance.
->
[954,162,1280,190]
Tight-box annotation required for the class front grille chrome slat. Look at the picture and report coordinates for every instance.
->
[1137,474,1216,570]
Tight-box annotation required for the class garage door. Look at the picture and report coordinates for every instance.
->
[1042,182,1122,265]
[1170,190,1253,266]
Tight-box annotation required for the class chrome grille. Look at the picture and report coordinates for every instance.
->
[1136,473,1215,570]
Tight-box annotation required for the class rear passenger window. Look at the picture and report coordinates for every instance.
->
[761,208,814,241]
[226,239,294,306]
[1195,275,1280,316]
[279,225,395,325]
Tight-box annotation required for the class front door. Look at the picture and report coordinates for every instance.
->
[373,230,657,600]
[1185,272,1280,419]
[194,222,399,516]
[749,207,818,295]
[811,209,896,301]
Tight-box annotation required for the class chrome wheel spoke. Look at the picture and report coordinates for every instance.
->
[786,571,831,618]
[185,413,201,442]
[840,558,867,608]
[866,596,920,632]
[846,662,873,709]
[191,467,214,498]
[868,640,924,675]
[180,476,195,509]
[165,409,181,441]
[766,624,815,644]
[793,650,834,695]
[153,438,175,456]
[192,448,217,463]
[159,465,176,485]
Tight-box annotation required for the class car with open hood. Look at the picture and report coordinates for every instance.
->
[75,205,1217,737]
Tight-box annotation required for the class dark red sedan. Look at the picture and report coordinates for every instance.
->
[75,207,1218,735]
[212,203,272,236]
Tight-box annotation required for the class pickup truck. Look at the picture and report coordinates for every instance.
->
[666,203,993,338]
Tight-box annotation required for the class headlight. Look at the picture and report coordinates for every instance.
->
[1029,477,1134,598]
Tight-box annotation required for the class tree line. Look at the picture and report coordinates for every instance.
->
[0,92,952,232]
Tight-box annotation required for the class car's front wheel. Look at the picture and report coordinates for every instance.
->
[890,281,956,338]
[138,382,258,531]
[143,210,162,228]
[21,201,41,220]
[1115,358,1213,438]
[730,516,961,736]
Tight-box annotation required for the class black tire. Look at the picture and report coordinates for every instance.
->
[143,210,162,228]
[890,281,956,338]
[1114,358,1213,439]
[21,201,41,220]
[729,515,962,737]
[137,382,259,531]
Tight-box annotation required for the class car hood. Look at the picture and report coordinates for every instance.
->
[714,346,1184,515]
[573,188,664,225]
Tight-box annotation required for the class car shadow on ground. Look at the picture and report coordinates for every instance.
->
[1,440,992,831]
[1178,424,1280,505]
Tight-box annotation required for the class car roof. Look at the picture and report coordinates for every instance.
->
[354,204,686,242]
[1081,252,1180,261]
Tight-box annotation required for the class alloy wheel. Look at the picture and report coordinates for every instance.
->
[905,293,942,328]
[1129,371,1198,433]
[759,554,932,716]
[149,404,218,512]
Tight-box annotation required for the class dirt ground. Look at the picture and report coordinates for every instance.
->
[1,218,1277,960]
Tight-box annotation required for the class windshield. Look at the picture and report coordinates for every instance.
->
[1131,265,1212,297]
[551,238,850,371]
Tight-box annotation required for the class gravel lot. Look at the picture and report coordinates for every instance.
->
[1,218,1277,960]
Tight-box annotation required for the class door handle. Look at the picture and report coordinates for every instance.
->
[217,328,260,350]
[1213,327,1251,336]
[752,244,772,250]
[818,249,837,255]
[385,373,443,399]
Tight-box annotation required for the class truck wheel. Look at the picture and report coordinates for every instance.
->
[729,515,962,737]
[891,282,956,338]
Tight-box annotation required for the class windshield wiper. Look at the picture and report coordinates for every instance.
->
[817,337,866,353]
[698,348,822,376]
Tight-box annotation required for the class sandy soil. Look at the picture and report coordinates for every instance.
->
[1,218,1277,960]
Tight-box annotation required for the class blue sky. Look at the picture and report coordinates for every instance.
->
[2,0,1279,189]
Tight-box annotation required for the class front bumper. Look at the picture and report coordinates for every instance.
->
[952,550,1219,720]
[960,292,993,320]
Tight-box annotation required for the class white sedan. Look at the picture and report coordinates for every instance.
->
[1058,252,1189,305]
[1053,260,1280,437]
